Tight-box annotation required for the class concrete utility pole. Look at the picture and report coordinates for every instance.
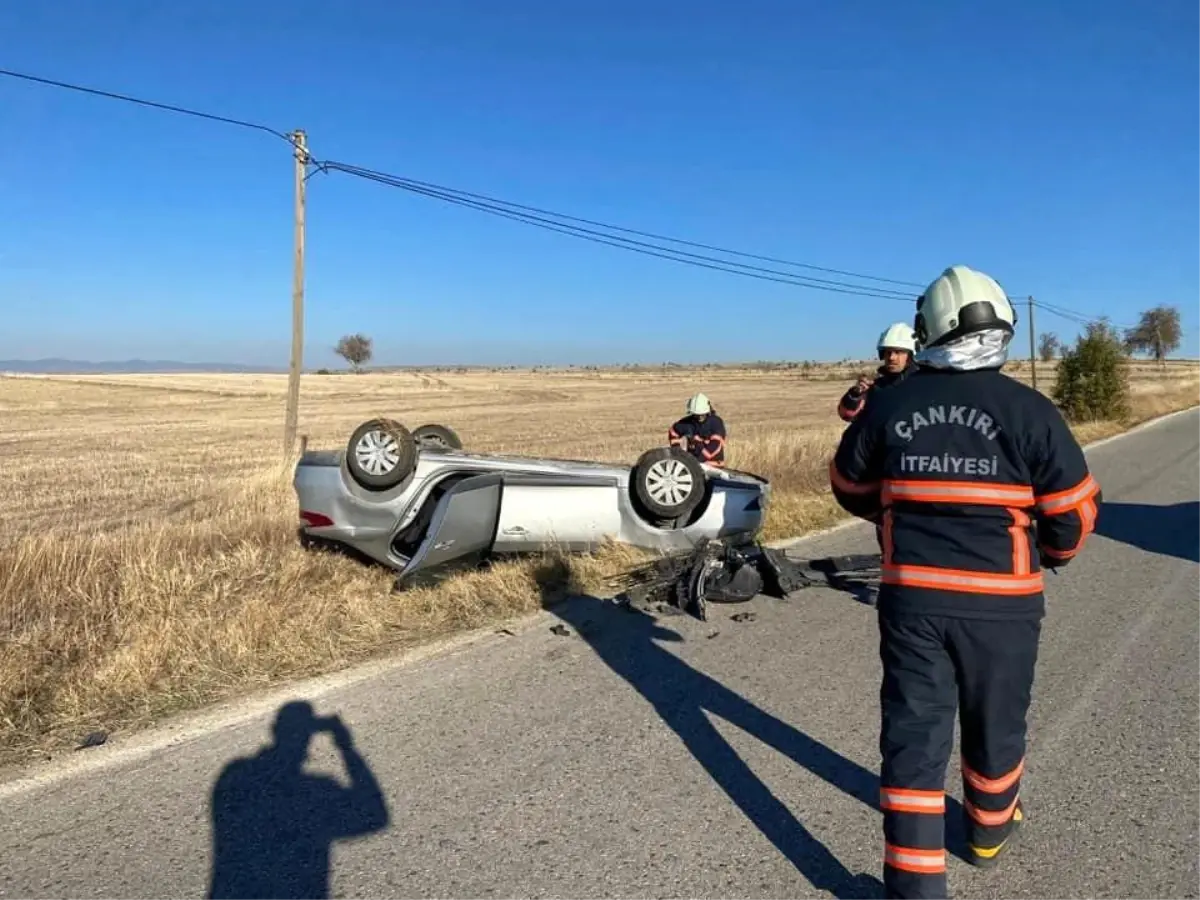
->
[284,129,308,454]
[1027,295,1037,391]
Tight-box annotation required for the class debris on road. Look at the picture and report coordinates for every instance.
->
[611,537,882,621]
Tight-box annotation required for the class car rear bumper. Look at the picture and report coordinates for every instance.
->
[294,461,408,568]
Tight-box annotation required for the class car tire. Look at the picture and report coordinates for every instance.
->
[632,447,706,520]
[412,423,463,451]
[346,418,418,490]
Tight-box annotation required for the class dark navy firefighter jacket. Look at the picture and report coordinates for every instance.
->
[837,360,917,423]
[669,412,727,466]
[829,367,1101,620]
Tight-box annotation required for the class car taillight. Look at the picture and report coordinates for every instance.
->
[300,511,334,528]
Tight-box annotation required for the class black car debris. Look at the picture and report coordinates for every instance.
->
[610,537,882,621]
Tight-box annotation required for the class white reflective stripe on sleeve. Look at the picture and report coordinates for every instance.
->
[1036,474,1100,514]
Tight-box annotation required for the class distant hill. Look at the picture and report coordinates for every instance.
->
[0,358,284,374]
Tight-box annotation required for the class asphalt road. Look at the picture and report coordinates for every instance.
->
[1,409,1197,900]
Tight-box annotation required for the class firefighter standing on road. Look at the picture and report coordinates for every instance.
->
[668,392,727,466]
[837,323,919,423]
[829,265,1102,899]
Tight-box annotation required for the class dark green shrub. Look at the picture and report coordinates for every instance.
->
[1052,320,1131,422]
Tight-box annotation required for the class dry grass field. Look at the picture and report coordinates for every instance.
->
[1,359,1196,765]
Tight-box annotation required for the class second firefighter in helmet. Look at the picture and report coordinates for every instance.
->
[668,392,726,466]
[830,264,1100,898]
[837,322,918,423]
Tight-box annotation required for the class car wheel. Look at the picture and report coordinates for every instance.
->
[412,423,463,451]
[632,447,706,520]
[346,418,418,490]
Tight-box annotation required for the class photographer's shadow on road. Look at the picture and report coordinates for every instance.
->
[538,561,914,900]
[207,700,390,900]
[1094,500,1200,563]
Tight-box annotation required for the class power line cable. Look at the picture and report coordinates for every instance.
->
[1035,298,1119,325]
[320,160,918,301]
[329,164,915,300]
[1033,301,1095,326]
[9,66,1067,308]
[1,67,1150,325]
[323,163,926,289]
[1,67,927,296]
[1034,298,1137,332]
[0,67,298,146]
[345,168,911,300]
[1034,300,1199,362]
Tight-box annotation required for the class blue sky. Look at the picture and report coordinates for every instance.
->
[1,0,1197,367]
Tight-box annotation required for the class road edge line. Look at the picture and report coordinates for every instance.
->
[0,620,523,798]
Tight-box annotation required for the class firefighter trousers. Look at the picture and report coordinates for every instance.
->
[877,608,1041,899]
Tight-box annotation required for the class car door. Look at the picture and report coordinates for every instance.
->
[395,472,504,586]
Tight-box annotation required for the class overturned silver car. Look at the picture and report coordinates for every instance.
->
[294,418,771,586]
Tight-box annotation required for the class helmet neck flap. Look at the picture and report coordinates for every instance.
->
[916,327,1012,372]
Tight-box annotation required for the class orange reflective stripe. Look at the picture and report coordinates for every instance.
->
[880,787,945,814]
[965,794,1020,827]
[700,434,726,460]
[1008,508,1031,575]
[884,844,946,874]
[883,479,1034,507]
[829,459,880,495]
[1042,495,1098,560]
[883,564,1043,595]
[962,757,1024,794]
[1036,474,1100,515]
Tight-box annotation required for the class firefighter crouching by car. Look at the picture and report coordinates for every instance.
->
[829,265,1101,899]
[668,392,726,466]
[838,323,919,423]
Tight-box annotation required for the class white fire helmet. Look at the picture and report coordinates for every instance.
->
[877,322,917,355]
[914,265,1017,349]
[686,392,712,416]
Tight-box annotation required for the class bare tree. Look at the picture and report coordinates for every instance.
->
[334,333,373,373]
[1037,332,1061,362]
[1123,305,1182,365]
